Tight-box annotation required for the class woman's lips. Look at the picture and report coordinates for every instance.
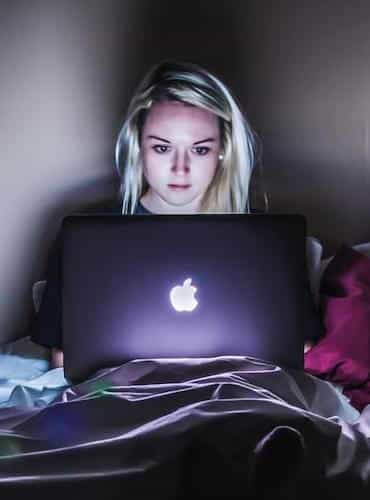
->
[168,184,191,191]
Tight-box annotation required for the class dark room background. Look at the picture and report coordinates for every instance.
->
[1,0,370,342]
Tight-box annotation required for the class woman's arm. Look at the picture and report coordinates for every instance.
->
[51,347,64,368]
[30,232,64,362]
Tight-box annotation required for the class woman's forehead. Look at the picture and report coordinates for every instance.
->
[142,102,221,146]
[143,100,220,134]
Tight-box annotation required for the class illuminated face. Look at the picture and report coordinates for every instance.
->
[140,100,221,214]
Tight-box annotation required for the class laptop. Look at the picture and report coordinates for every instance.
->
[61,214,307,382]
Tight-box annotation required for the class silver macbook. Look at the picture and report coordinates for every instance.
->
[61,214,308,382]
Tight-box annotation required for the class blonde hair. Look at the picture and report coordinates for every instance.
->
[115,60,257,214]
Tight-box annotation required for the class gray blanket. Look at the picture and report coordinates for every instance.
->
[0,356,369,499]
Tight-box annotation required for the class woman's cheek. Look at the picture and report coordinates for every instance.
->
[145,160,167,186]
[203,157,219,179]
[143,153,162,176]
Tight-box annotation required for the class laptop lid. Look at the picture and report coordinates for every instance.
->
[61,214,307,382]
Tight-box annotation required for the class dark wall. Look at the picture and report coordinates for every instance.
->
[243,1,370,256]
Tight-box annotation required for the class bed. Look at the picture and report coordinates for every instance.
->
[0,237,369,499]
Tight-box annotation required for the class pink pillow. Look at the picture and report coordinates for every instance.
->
[304,244,370,411]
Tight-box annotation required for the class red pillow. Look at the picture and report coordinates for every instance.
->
[304,244,370,411]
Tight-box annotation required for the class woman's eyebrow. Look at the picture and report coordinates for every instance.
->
[194,138,216,145]
[147,135,171,143]
[147,135,216,145]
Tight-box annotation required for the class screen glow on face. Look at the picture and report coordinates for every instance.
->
[140,100,221,214]
[169,278,198,312]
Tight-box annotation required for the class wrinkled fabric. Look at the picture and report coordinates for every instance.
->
[305,245,370,410]
[0,367,68,409]
[0,351,68,409]
[0,356,368,498]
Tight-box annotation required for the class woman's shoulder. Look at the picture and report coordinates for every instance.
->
[70,199,153,216]
[72,199,122,215]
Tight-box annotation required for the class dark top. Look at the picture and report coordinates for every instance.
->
[30,200,323,350]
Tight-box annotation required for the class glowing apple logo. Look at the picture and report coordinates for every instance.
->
[170,278,198,312]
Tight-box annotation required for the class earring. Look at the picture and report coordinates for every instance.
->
[218,154,224,161]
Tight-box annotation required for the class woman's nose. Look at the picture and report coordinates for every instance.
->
[172,152,190,173]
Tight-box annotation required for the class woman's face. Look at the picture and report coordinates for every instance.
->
[140,100,221,213]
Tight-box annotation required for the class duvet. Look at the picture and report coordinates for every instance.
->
[0,355,369,499]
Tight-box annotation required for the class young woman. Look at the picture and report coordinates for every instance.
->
[31,60,314,368]
[116,59,256,216]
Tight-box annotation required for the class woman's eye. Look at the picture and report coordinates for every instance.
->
[192,146,210,155]
[152,145,210,155]
[153,145,170,154]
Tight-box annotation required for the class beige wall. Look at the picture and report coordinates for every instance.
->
[242,1,370,256]
[1,0,370,343]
